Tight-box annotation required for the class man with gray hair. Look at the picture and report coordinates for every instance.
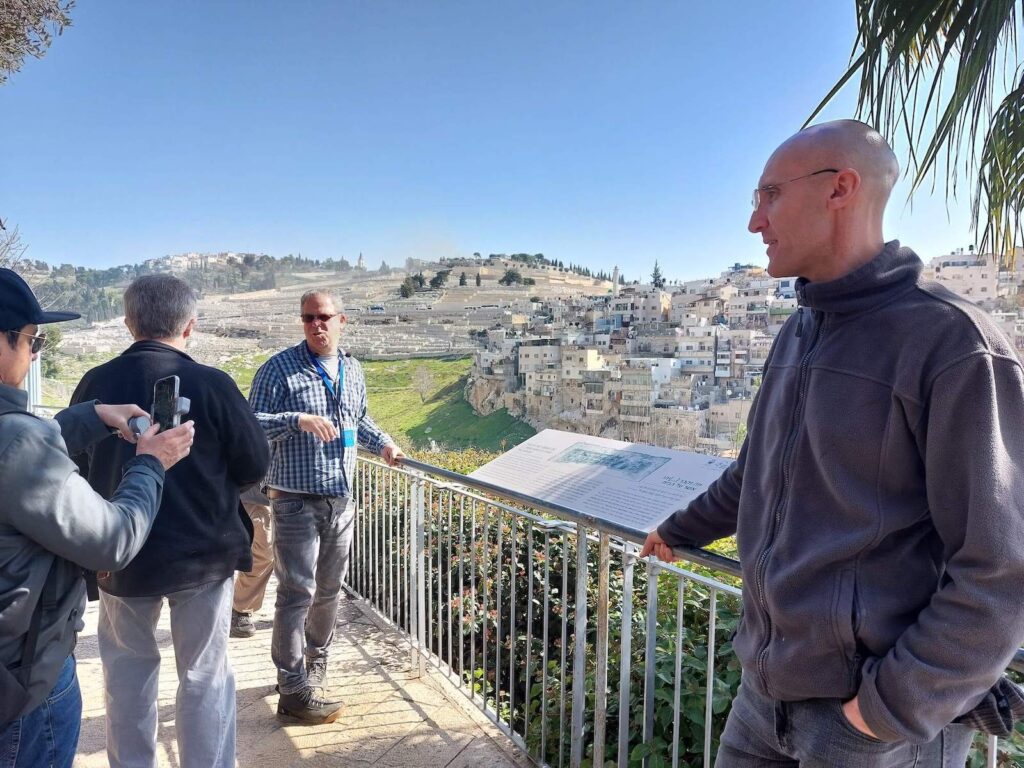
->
[70,274,270,767]
[249,288,404,724]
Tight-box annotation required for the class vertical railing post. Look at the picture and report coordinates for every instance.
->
[570,523,589,768]
[410,476,427,677]
[642,561,659,768]
[986,735,998,768]
[617,542,635,768]
[592,533,611,767]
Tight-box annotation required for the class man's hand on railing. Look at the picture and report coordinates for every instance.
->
[640,530,677,562]
[381,443,405,467]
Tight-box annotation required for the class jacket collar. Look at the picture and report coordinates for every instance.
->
[120,339,194,361]
[0,382,28,415]
[796,240,922,315]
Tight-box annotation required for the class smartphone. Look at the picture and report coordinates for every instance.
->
[151,375,181,433]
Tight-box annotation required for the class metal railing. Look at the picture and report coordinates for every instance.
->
[346,454,1024,768]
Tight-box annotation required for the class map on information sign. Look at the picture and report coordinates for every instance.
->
[469,429,732,535]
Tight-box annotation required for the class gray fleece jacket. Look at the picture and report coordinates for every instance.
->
[0,385,164,720]
[657,242,1024,743]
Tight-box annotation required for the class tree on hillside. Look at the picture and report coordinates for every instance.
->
[651,261,665,289]
[459,271,467,286]
[498,268,522,286]
[0,223,27,270]
[399,278,415,298]
[379,261,390,274]
[475,272,482,286]
[813,1,1024,264]
[41,322,62,378]
[429,270,451,289]
[412,272,426,289]
[411,365,435,403]
[0,0,73,84]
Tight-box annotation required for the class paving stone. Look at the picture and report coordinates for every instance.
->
[72,581,526,767]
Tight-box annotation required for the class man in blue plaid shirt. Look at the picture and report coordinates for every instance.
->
[249,289,404,724]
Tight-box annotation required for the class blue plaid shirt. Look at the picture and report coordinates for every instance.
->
[249,342,393,497]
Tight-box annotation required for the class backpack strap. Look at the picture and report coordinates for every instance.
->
[15,556,60,689]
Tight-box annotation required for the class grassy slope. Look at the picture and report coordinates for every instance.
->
[361,357,535,452]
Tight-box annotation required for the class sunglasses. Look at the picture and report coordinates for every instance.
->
[11,329,47,354]
[301,313,339,324]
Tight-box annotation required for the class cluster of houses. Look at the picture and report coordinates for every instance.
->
[469,249,1024,454]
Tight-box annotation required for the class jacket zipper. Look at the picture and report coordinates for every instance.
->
[754,300,827,696]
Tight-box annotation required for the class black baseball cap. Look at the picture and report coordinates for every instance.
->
[0,268,81,329]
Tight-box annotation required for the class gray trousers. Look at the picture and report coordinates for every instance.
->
[716,678,975,767]
[270,495,355,694]
[98,577,236,768]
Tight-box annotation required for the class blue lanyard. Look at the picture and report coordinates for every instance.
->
[307,345,344,402]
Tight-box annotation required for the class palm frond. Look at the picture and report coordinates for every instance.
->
[809,0,1024,267]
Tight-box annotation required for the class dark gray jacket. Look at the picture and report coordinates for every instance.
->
[0,385,164,720]
[658,242,1024,743]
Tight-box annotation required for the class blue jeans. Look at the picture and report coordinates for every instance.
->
[0,655,81,768]
[716,678,975,767]
[271,495,354,694]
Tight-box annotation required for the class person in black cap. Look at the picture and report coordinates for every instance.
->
[0,267,195,767]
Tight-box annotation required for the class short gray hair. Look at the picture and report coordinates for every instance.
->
[124,275,197,340]
[300,290,343,311]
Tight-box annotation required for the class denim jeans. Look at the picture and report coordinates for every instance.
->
[271,495,354,694]
[98,577,236,768]
[0,655,81,768]
[716,678,975,767]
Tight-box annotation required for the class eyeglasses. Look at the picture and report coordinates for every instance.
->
[10,329,47,354]
[752,168,840,209]
[301,313,338,324]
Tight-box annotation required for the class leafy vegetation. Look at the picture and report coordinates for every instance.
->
[814,1,1024,264]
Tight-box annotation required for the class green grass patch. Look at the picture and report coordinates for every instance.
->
[362,357,534,453]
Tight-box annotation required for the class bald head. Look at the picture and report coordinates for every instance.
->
[775,120,899,203]
[749,120,898,282]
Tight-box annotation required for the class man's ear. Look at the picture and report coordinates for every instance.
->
[339,314,348,327]
[827,168,861,209]
[124,317,136,337]
[182,317,197,339]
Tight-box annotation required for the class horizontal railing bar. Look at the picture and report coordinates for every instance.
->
[367,454,744,579]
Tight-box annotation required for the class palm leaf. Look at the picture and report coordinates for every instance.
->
[809,1,1024,268]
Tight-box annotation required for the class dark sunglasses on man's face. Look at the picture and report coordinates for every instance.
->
[11,329,46,354]
[301,313,338,324]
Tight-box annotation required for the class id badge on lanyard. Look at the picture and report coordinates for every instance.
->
[311,352,356,447]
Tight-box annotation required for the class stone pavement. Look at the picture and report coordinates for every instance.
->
[73,586,531,767]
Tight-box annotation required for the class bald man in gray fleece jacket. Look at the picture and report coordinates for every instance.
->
[643,121,1024,767]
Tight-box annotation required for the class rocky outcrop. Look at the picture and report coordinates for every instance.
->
[465,375,505,416]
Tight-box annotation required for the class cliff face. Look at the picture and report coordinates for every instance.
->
[465,375,505,416]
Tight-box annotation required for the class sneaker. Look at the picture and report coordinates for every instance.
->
[230,610,255,639]
[306,657,328,690]
[277,687,343,724]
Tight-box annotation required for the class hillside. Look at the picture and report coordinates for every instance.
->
[45,352,532,459]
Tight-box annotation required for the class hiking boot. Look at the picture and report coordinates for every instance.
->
[230,610,255,638]
[277,687,343,724]
[306,656,328,690]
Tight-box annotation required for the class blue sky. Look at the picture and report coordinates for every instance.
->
[0,2,980,281]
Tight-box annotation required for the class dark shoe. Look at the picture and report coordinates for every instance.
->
[306,656,328,690]
[230,610,255,639]
[277,687,343,724]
